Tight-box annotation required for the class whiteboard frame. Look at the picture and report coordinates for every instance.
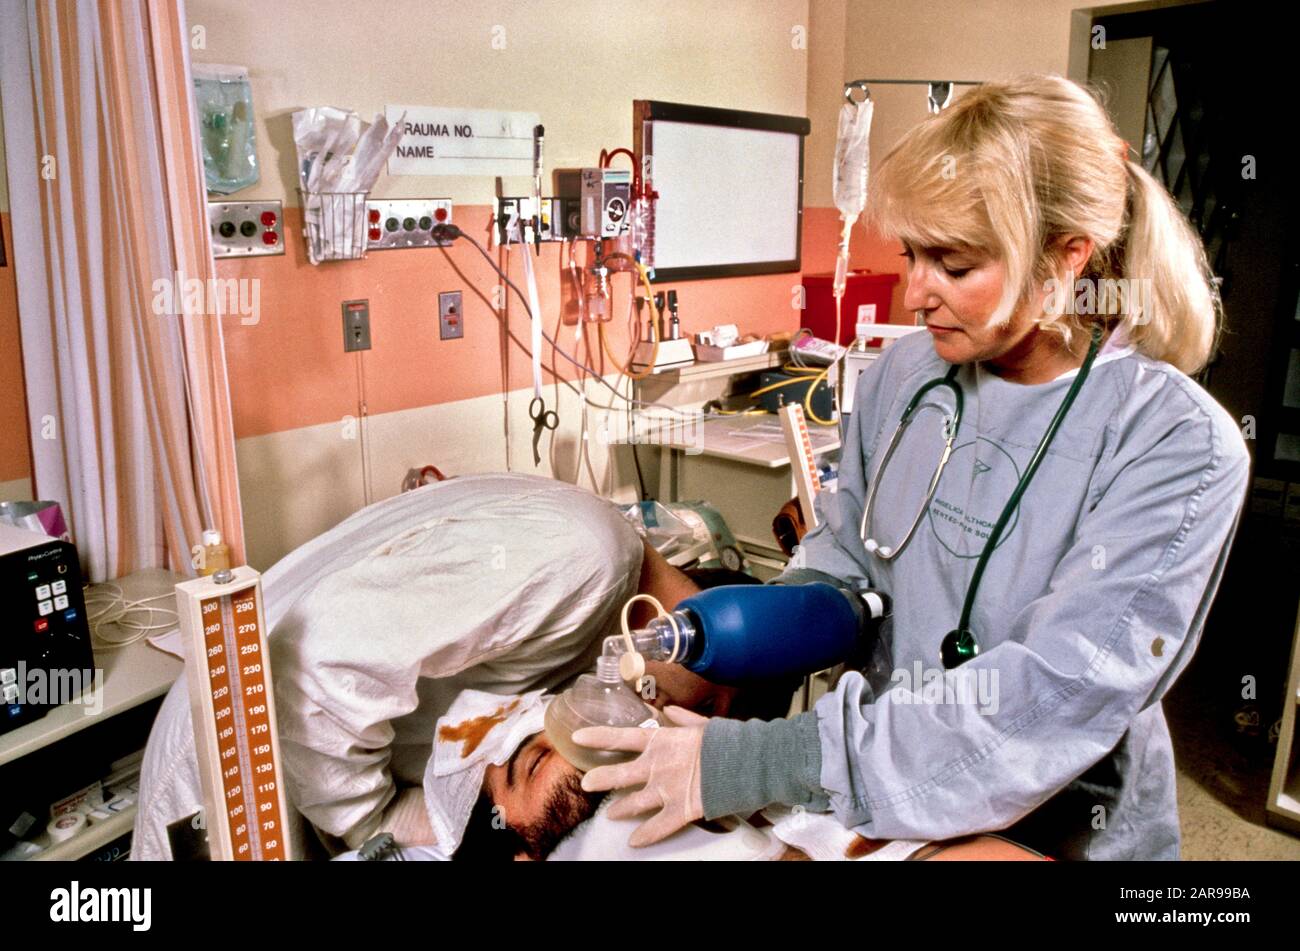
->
[634,100,810,283]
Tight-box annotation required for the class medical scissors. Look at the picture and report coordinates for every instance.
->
[530,396,558,467]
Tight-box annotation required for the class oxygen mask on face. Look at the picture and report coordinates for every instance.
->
[544,594,684,771]
[544,654,661,772]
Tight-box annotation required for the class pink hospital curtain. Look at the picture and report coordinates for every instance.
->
[0,0,245,580]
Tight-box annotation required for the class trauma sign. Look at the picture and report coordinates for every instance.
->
[386,106,539,176]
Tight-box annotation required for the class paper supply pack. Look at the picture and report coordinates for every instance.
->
[292,106,405,263]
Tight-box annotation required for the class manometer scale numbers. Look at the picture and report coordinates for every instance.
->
[178,566,291,861]
[199,587,286,861]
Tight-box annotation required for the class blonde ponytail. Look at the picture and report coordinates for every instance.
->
[1119,158,1220,373]
[867,75,1222,374]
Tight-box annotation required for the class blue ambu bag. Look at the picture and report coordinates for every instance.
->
[193,63,259,194]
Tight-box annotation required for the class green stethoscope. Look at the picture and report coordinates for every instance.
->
[858,324,1105,669]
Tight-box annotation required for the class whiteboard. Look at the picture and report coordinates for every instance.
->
[644,112,806,279]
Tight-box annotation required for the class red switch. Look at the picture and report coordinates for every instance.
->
[434,207,448,222]
[262,231,279,245]
[34,618,49,632]
[369,208,381,224]
[260,210,278,228]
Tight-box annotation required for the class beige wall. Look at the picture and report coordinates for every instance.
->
[842,0,1135,157]
[186,0,812,566]
[804,0,848,208]
[5,0,1165,565]
[188,0,811,206]
[1089,36,1153,149]
[799,0,1141,282]
[237,373,651,568]
[0,477,32,503]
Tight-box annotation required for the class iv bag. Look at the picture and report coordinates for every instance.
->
[832,98,874,222]
[194,64,259,195]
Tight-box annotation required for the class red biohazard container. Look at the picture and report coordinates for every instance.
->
[799,269,901,346]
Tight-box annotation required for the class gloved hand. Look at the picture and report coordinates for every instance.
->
[574,706,708,847]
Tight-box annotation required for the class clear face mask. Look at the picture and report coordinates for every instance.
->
[544,654,661,773]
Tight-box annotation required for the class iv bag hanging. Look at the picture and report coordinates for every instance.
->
[833,93,873,224]
[193,64,260,195]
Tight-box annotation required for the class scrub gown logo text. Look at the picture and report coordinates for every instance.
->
[926,438,1021,558]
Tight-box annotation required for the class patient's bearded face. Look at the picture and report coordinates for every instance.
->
[483,732,602,860]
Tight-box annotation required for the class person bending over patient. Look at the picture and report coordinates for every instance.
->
[134,473,785,859]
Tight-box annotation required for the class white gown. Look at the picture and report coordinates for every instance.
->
[132,474,644,859]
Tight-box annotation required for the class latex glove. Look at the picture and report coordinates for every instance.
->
[574,706,707,847]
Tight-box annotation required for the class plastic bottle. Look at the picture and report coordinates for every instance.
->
[544,655,659,772]
[629,194,656,273]
[584,263,611,322]
[200,529,231,577]
[851,321,874,352]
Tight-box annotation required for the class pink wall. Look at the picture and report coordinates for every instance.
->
[220,205,904,439]
[0,206,906,458]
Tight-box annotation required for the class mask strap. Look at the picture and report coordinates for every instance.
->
[617,594,681,691]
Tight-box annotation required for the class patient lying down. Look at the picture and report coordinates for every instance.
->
[341,689,1047,862]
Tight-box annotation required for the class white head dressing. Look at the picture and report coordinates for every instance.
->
[422,688,549,860]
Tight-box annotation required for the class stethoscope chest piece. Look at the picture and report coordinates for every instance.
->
[941,628,979,669]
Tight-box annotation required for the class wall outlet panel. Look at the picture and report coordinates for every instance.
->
[365,199,454,250]
[438,291,464,340]
[342,299,371,352]
[209,200,284,257]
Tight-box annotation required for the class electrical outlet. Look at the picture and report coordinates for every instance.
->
[365,199,454,250]
[342,299,371,352]
[439,291,463,340]
[209,200,284,257]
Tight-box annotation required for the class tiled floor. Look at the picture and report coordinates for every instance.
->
[1166,650,1300,860]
